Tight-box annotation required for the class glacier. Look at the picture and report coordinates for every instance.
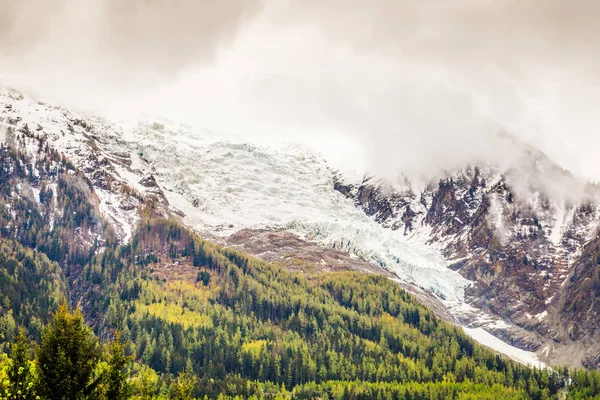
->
[118,123,472,303]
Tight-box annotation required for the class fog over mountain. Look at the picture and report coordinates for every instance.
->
[0,0,599,182]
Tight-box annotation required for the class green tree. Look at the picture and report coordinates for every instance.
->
[36,304,101,400]
[6,328,36,400]
[130,365,159,400]
[170,370,196,400]
[103,331,132,400]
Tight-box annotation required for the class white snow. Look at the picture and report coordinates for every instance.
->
[463,327,546,368]
[492,319,513,329]
[488,193,509,242]
[550,203,567,246]
[535,311,548,321]
[31,187,41,205]
[0,123,9,142]
[95,189,138,243]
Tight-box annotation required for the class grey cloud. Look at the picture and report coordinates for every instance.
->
[99,0,262,74]
[1,0,599,185]
[0,0,262,83]
[0,0,62,50]
[258,0,600,182]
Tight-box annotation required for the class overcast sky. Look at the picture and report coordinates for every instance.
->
[0,0,599,182]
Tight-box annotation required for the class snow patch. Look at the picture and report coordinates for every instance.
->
[463,327,546,368]
[488,193,509,242]
[535,311,548,321]
[549,203,567,246]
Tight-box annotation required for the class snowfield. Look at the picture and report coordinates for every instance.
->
[463,327,545,368]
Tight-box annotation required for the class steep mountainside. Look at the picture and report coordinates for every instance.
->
[1,88,600,369]
[333,149,600,368]
[8,90,600,399]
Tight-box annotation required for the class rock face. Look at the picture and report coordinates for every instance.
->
[333,148,600,367]
[227,228,392,274]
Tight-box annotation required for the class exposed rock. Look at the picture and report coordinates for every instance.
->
[334,159,600,368]
[119,197,138,211]
[139,174,159,188]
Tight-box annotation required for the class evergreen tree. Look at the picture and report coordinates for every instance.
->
[36,304,101,400]
[131,366,159,400]
[170,369,196,400]
[6,328,36,400]
[103,331,132,400]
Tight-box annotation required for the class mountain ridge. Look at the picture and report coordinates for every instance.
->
[2,87,599,368]
[333,148,600,368]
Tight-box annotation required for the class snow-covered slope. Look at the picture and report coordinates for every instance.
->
[0,88,561,366]
[0,90,469,303]
[125,131,474,303]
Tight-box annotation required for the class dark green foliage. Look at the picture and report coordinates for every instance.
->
[0,239,67,346]
[291,380,526,399]
[170,370,197,400]
[104,332,133,400]
[36,305,101,400]
[1,308,134,400]
[567,368,600,399]
[196,270,210,286]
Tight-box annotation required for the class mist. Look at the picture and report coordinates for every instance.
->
[0,0,599,185]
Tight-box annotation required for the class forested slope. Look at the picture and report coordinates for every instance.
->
[0,135,599,398]
[45,218,600,397]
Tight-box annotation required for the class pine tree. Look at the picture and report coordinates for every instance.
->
[170,369,197,400]
[6,328,36,400]
[36,304,101,400]
[132,365,159,400]
[104,331,133,400]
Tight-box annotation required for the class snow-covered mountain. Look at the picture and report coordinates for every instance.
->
[2,87,599,368]
[333,147,600,368]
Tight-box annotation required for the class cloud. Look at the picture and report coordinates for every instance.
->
[250,0,600,181]
[99,0,262,74]
[0,0,61,51]
[1,0,599,184]
[0,0,262,102]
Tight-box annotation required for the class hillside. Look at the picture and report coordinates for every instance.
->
[333,151,600,368]
[0,126,588,396]
[1,87,600,390]
[4,209,600,398]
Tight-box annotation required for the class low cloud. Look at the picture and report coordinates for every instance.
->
[0,0,262,103]
[0,0,599,186]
